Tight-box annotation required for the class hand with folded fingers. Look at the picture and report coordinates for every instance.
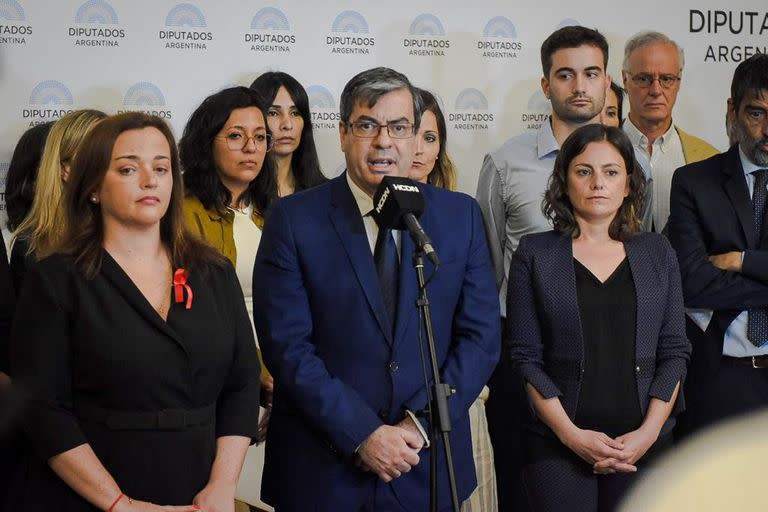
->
[357,425,423,482]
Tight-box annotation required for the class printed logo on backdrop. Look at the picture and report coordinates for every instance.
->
[159,3,212,51]
[522,90,550,131]
[307,85,340,130]
[449,88,494,131]
[0,163,8,211]
[0,0,32,45]
[326,10,375,55]
[68,0,125,48]
[477,16,522,59]
[245,6,295,53]
[22,80,75,126]
[688,10,768,63]
[403,13,449,57]
[118,82,172,119]
[556,18,580,29]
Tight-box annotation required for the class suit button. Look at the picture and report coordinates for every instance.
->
[378,408,390,420]
[635,365,641,374]
[388,361,399,374]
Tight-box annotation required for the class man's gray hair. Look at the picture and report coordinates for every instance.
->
[622,31,685,72]
[339,67,421,129]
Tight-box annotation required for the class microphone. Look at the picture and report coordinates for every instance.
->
[372,176,440,266]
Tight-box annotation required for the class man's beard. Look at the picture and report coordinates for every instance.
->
[734,118,768,167]
[551,94,604,124]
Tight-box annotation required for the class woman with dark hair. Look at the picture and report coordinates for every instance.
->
[509,124,690,511]
[410,88,457,191]
[5,122,54,233]
[409,87,496,512]
[180,86,274,344]
[601,82,625,128]
[9,112,260,511]
[250,71,327,198]
[180,88,273,511]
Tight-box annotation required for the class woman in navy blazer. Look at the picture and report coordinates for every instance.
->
[508,124,690,511]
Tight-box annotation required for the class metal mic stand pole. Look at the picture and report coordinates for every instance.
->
[413,252,460,512]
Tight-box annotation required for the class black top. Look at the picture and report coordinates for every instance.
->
[573,257,642,438]
[8,252,260,511]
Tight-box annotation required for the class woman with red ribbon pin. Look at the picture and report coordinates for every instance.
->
[8,113,260,512]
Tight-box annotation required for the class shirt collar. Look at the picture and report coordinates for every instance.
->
[345,171,374,217]
[738,145,766,176]
[537,117,560,159]
[624,116,677,152]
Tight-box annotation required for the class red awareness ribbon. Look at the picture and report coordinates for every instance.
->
[173,268,193,310]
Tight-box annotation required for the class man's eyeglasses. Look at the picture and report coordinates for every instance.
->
[624,72,681,89]
[216,131,273,151]
[346,121,415,139]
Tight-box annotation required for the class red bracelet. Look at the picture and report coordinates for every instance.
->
[107,493,130,512]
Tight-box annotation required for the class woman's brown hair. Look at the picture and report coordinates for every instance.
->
[62,112,226,278]
[542,124,646,240]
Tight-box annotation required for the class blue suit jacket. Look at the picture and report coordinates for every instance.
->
[508,231,690,438]
[252,174,500,511]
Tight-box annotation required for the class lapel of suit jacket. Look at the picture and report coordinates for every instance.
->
[722,146,755,247]
[99,250,190,358]
[393,201,422,349]
[625,237,655,364]
[550,233,585,361]
[329,174,392,344]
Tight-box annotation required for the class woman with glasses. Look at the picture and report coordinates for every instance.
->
[180,87,274,411]
[249,72,327,199]
[181,85,273,300]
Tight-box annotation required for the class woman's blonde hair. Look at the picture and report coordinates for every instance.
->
[14,109,106,259]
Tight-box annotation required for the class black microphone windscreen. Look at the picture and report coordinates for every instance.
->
[372,176,424,230]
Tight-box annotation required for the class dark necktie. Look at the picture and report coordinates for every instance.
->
[374,227,399,335]
[747,169,768,346]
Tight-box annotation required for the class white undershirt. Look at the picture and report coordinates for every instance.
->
[231,205,261,336]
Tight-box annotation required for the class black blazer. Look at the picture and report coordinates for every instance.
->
[508,231,690,438]
[667,146,768,372]
[8,252,260,510]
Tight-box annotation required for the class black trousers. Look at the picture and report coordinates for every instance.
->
[683,358,768,434]
[522,432,671,512]
[485,318,530,511]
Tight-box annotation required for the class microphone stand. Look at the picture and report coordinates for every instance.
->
[413,251,460,512]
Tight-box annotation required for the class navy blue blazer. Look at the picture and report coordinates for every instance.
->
[508,230,690,438]
[668,146,768,367]
[252,174,500,511]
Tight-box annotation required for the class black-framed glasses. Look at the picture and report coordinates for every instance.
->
[347,121,415,139]
[624,71,681,89]
[216,131,273,151]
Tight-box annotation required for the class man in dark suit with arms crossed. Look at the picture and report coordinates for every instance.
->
[253,67,499,511]
[668,53,768,434]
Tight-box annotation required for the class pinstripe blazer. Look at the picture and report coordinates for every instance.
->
[507,230,691,437]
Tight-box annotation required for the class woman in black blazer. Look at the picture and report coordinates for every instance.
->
[508,124,690,511]
[8,113,260,512]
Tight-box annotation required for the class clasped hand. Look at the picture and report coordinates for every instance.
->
[356,420,425,482]
[562,426,657,475]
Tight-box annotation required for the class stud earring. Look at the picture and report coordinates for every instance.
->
[90,195,98,203]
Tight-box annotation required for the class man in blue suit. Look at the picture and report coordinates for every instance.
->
[253,67,500,511]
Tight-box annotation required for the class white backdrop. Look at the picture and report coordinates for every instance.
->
[1,0,766,506]
[1,0,765,216]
